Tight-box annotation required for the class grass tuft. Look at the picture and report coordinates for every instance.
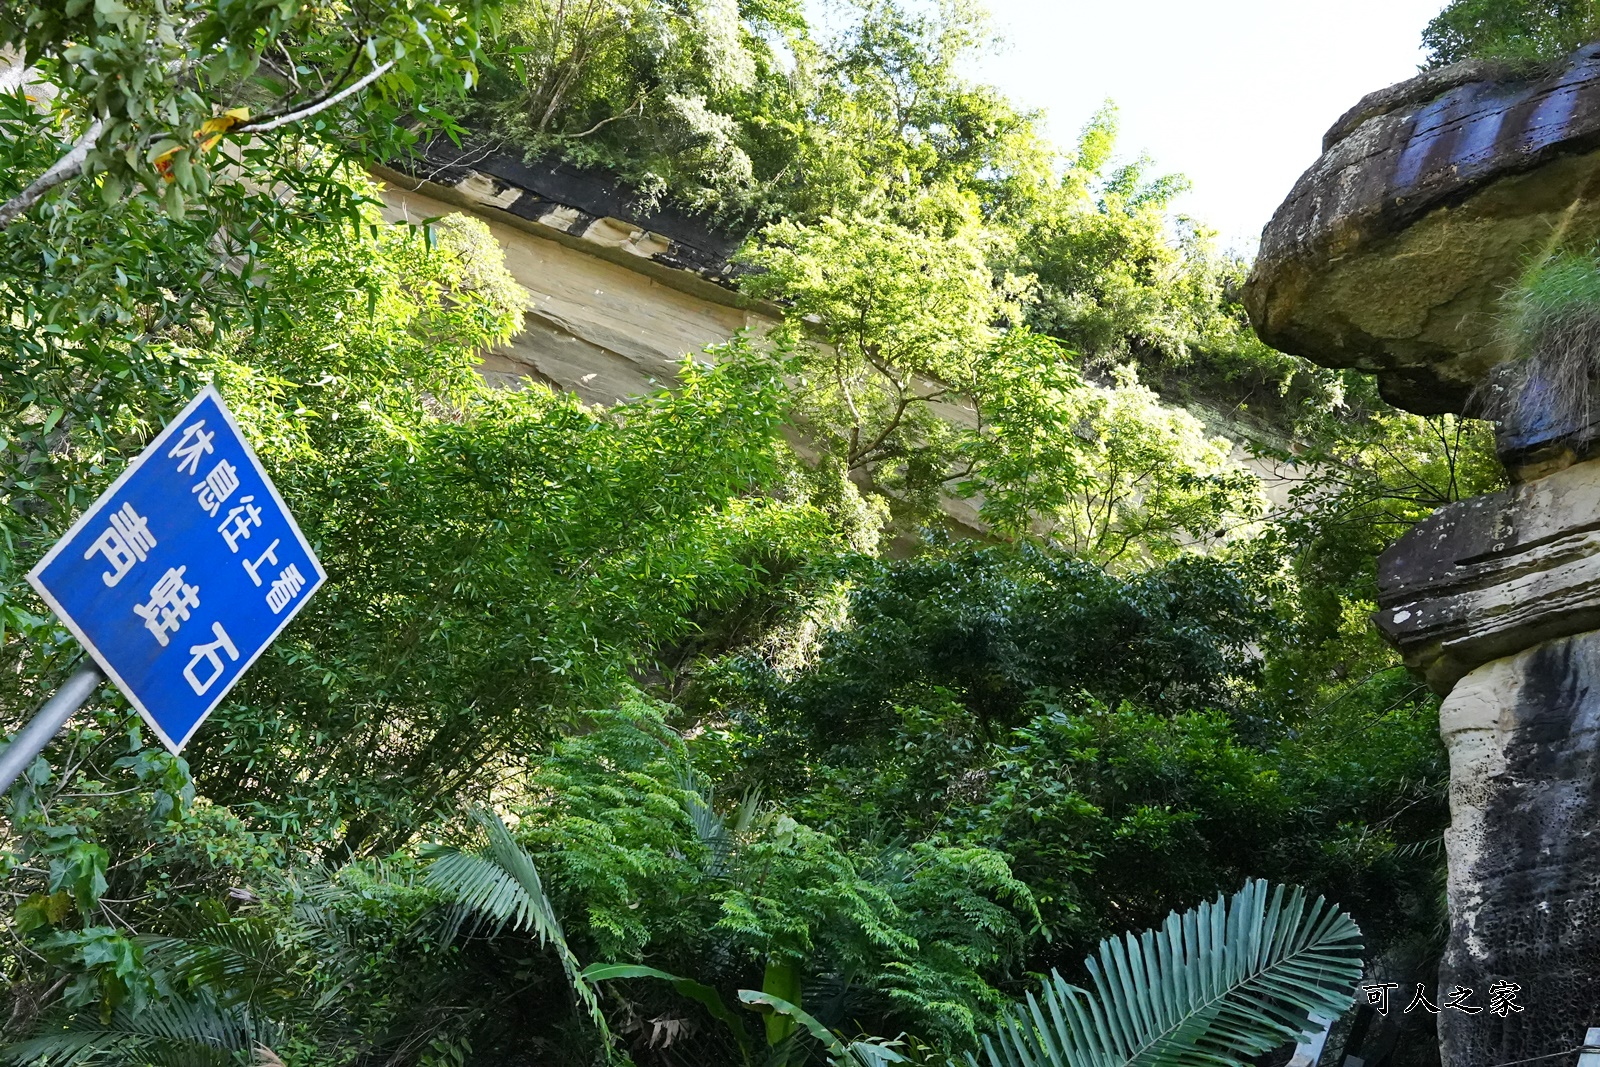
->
[1476,249,1600,435]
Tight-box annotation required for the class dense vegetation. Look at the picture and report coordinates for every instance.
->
[0,0,1518,1064]
[1423,0,1600,67]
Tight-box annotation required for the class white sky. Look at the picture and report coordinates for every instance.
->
[966,0,1448,252]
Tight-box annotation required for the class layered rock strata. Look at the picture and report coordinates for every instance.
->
[373,170,776,406]
[370,146,1008,534]
[1375,455,1600,693]
[1375,417,1600,1067]
[1377,451,1600,1065]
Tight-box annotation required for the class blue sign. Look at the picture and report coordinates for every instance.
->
[27,386,325,753]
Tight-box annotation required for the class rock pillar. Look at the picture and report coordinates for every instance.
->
[1378,453,1600,1064]
[1234,37,1600,1065]
[1437,635,1600,1064]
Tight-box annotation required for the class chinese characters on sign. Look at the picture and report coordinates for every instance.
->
[1362,981,1524,1018]
[27,386,325,754]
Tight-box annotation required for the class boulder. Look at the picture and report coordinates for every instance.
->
[1245,46,1600,415]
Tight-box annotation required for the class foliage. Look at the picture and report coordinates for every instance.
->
[470,0,804,215]
[739,192,1007,499]
[114,198,843,852]
[1261,381,1501,692]
[469,0,1042,221]
[963,351,1260,565]
[422,808,610,1037]
[704,542,1446,979]
[0,1,1485,1063]
[510,704,1037,1055]
[584,963,914,1066]
[1476,248,1600,431]
[0,0,496,474]
[0,184,861,1061]
[994,104,1336,425]
[1502,247,1600,342]
[4,851,474,1065]
[741,209,1258,561]
[0,0,501,713]
[1422,0,1600,68]
[972,880,1363,1067]
[1,0,487,223]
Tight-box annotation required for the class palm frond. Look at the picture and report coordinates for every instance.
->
[140,916,295,1006]
[842,1038,910,1067]
[680,768,743,877]
[732,786,763,836]
[421,807,612,1042]
[971,879,1363,1067]
[2,998,263,1067]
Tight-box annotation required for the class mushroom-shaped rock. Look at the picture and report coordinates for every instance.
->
[1245,46,1600,415]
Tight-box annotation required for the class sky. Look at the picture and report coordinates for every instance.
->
[966,0,1448,252]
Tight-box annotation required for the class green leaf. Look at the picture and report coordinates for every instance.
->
[738,990,843,1056]
[970,880,1363,1067]
[93,0,132,24]
[584,964,755,1060]
[423,808,613,1045]
[15,891,73,934]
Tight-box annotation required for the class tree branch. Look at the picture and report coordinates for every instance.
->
[237,59,395,135]
[564,95,645,139]
[0,118,104,230]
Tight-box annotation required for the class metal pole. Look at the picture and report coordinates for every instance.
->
[0,664,104,796]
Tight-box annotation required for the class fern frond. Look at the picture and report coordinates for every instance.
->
[971,879,1363,1067]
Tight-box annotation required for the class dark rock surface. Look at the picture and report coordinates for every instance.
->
[1437,630,1600,1066]
[382,137,753,285]
[1245,46,1600,414]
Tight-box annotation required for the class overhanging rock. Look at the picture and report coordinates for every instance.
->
[1245,45,1600,415]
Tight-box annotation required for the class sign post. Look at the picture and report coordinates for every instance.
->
[2,386,324,792]
[0,665,105,795]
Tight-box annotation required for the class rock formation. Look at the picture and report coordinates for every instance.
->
[1247,45,1600,414]
[1247,47,1600,1066]
[369,143,1007,535]
[372,141,778,407]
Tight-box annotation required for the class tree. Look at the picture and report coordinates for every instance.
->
[0,0,499,678]
[1422,0,1600,67]
[466,0,1047,221]
[741,191,1008,492]
[742,208,1257,563]
[2,0,1478,1059]
[471,0,810,215]
[0,185,869,1057]
[0,0,489,229]
[962,341,1260,566]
